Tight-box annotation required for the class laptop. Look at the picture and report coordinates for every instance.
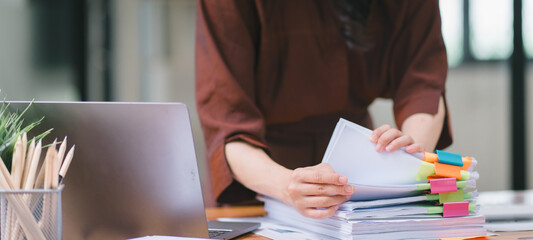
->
[7,102,260,240]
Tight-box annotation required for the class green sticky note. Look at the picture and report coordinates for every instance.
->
[469,203,477,211]
[426,194,440,201]
[456,180,467,188]
[465,192,473,199]
[416,183,431,191]
[425,205,443,214]
[461,170,471,180]
[439,189,464,204]
[417,161,436,181]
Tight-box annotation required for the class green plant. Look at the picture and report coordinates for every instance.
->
[0,101,52,170]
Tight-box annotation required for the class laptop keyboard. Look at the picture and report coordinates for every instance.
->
[208,229,232,238]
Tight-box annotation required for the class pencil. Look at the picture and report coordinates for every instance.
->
[21,132,27,172]
[51,147,59,189]
[0,156,16,189]
[21,138,35,188]
[59,145,75,184]
[57,136,67,166]
[11,136,23,189]
[52,138,66,189]
[43,141,56,190]
[24,140,42,190]
[34,160,45,189]
[35,139,56,189]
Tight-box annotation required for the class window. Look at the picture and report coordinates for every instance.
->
[470,0,513,60]
[440,0,464,67]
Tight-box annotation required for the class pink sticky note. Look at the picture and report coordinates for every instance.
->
[443,202,469,217]
[430,178,457,194]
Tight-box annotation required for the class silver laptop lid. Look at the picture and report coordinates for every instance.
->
[7,102,210,239]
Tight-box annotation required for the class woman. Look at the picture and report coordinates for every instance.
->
[195,0,451,219]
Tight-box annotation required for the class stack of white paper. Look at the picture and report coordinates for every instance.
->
[261,118,486,239]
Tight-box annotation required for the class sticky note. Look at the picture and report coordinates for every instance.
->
[442,202,469,217]
[439,190,464,204]
[434,162,462,179]
[436,150,463,167]
[417,161,436,181]
[430,178,457,194]
[461,157,473,171]
[424,152,439,163]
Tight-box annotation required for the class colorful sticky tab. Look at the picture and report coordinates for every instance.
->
[416,161,436,181]
[439,190,465,204]
[436,150,464,167]
[430,178,457,194]
[434,162,462,179]
[424,152,439,163]
[442,202,469,217]
[461,170,471,180]
[461,157,473,171]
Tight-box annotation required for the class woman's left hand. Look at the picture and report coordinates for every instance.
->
[369,124,424,154]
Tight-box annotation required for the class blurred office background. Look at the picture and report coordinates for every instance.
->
[0,0,531,206]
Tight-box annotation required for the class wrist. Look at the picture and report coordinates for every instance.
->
[276,168,294,205]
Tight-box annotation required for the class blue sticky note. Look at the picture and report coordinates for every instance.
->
[436,150,463,167]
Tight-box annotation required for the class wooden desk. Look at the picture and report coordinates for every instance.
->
[206,206,533,240]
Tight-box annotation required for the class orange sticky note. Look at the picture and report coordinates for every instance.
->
[426,174,440,180]
[434,162,462,179]
[424,152,439,163]
[461,157,473,171]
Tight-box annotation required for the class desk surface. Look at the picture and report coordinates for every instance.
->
[206,206,533,240]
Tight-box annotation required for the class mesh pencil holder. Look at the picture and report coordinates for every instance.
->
[0,186,63,240]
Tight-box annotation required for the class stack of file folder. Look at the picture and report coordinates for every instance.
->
[261,118,486,239]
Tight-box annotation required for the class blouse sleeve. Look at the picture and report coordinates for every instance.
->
[390,0,452,149]
[195,0,267,203]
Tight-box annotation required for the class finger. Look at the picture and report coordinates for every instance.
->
[296,195,350,209]
[375,128,403,152]
[405,143,424,153]
[300,205,340,219]
[292,168,347,185]
[315,162,336,173]
[369,124,392,143]
[385,135,414,152]
[297,183,354,196]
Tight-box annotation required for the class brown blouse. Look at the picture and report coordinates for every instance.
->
[195,0,452,203]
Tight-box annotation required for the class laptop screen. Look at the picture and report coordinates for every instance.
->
[7,102,210,239]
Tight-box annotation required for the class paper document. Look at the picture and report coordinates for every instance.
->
[259,118,484,239]
[339,191,478,211]
[322,118,427,186]
[260,196,486,240]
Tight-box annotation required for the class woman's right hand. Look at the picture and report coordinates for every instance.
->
[283,163,354,219]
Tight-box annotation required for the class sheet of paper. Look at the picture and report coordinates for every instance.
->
[339,195,429,210]
[484,220,533,232]
[322,118,427,186]
[348,183,419,201]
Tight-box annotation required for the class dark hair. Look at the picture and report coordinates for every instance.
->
[335,0,373,50]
